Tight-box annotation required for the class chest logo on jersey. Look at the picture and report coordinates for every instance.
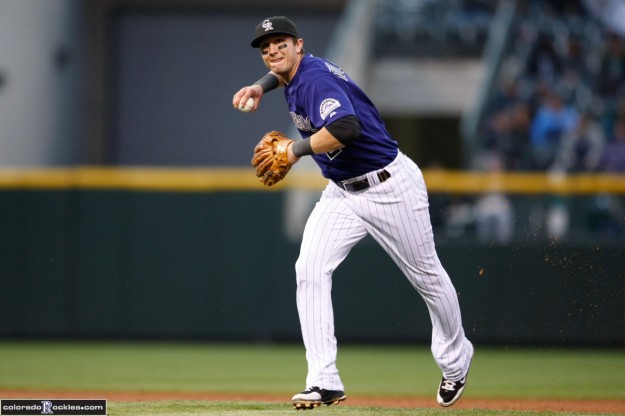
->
[320,98,341,121]
[290,112,317,132]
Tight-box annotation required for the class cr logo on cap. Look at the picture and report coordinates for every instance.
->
[262,19,273,32]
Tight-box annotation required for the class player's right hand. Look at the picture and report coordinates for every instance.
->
[232,85,263,112]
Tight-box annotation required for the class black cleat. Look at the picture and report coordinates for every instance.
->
[292,386,346,410]
[438,344,473,407]
[437,375,467,407]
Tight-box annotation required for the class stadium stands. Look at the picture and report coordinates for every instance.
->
[372,0,625,242]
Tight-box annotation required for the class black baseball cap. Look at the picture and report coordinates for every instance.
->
[250,16,299,48]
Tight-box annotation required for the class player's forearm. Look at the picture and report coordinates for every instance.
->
[310,128,345,153]
[288,127,343,164]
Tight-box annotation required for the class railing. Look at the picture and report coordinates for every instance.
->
[1,167,622,244]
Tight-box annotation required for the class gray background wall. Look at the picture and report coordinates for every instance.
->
[110,10,340,166]
[0,1,345,167]
[0,0,84,166]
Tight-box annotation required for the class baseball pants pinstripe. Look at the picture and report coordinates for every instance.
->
[295,151,473,391]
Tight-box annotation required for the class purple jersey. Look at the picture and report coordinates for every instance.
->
[284,54,398,181]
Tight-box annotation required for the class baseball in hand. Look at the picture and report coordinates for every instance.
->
[238,97,255,113]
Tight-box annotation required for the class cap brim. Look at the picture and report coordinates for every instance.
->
[250,32,298,48]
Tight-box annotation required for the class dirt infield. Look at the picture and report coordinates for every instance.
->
[1,390,624,414]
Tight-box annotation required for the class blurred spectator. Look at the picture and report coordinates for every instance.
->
[525,33,563,85]
[599,117,625,172]
[552,111,605,172]
[444,198,475,240]
[487,76,523,112]
[474,193,514,242]
[546,196,570,238]
[507,102,533,169]
[480,108,522,169]
[480,75,533,170]
[529,89,580,169]
[560,36,594,84]
[558,35,597,110]
[586,193,624,238]
[485,102,532,170]
[596,32,625,99]
[600,94,625,138]
[473,152,514,243]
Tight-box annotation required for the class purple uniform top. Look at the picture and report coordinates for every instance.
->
[284,54,398,181]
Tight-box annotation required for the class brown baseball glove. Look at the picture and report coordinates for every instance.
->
[251,131,294,186]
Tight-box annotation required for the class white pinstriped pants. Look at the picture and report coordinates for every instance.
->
[295,151,473,391]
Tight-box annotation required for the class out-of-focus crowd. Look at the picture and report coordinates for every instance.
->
[462,0,625,244]
[478,0,625,174]
[374,0,625,243]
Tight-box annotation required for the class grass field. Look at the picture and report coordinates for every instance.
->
[106,401,619,416]
[0,341,623,415]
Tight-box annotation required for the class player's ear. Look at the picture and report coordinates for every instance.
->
[295,38,304,54]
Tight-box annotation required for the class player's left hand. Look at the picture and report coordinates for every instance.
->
[251,131,295,186]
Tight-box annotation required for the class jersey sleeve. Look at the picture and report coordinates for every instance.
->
[303,71,356,130]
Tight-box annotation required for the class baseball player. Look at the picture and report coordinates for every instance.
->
[233,16,474,410]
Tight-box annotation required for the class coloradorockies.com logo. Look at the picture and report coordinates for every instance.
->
[0,400,106,415]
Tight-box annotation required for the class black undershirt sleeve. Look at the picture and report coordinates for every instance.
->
[325,115,361,145]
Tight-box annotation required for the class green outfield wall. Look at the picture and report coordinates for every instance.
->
[0,187,623,346]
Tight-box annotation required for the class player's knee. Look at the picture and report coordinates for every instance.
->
[294,254,325,284]
[294,255,309,279]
